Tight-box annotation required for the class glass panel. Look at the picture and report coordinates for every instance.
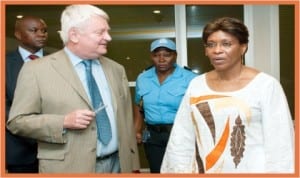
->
[279,5,295,119]
[186,5,244,74]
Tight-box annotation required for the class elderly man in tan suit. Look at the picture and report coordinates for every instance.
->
[7,4,140,173]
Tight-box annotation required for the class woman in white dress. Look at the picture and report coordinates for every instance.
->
[160,17,294,173]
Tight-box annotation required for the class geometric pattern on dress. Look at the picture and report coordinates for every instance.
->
[230,115,246,168]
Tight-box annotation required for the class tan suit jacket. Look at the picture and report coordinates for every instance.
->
[7,50,140,173]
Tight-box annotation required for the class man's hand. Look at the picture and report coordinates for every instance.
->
[136,132,142,144]
[63,109,95,129]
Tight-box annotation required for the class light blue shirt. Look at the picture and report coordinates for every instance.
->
[135,64,197,125]
[64,47,118,157]
[18,46,43,62]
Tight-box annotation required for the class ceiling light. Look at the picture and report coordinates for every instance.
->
[153,10,161,14]
[16,15,23,19]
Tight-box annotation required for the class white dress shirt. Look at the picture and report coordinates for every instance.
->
[64,47,118,157]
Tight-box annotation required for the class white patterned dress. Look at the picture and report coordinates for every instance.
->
[161,72,294,173]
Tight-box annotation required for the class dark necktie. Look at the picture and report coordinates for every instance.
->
[28,54,39,60]
[82,60,112,145]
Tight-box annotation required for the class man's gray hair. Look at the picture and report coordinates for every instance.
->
[59,4,109,44]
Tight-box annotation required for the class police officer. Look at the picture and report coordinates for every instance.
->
[133,38,197,173]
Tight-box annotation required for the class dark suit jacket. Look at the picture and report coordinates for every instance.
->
[5,49,44,166]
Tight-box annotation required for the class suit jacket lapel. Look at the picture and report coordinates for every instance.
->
[13,50,25,71]
[49,50,91,107]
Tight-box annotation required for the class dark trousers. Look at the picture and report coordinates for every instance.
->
[7,160,38,173]
[143,124,172,173]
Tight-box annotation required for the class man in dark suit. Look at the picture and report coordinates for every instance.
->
[6,15,48,173]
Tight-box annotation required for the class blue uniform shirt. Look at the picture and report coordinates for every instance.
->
[135,64,197,125]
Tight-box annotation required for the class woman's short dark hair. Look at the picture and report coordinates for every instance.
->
[202,17,249,45]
